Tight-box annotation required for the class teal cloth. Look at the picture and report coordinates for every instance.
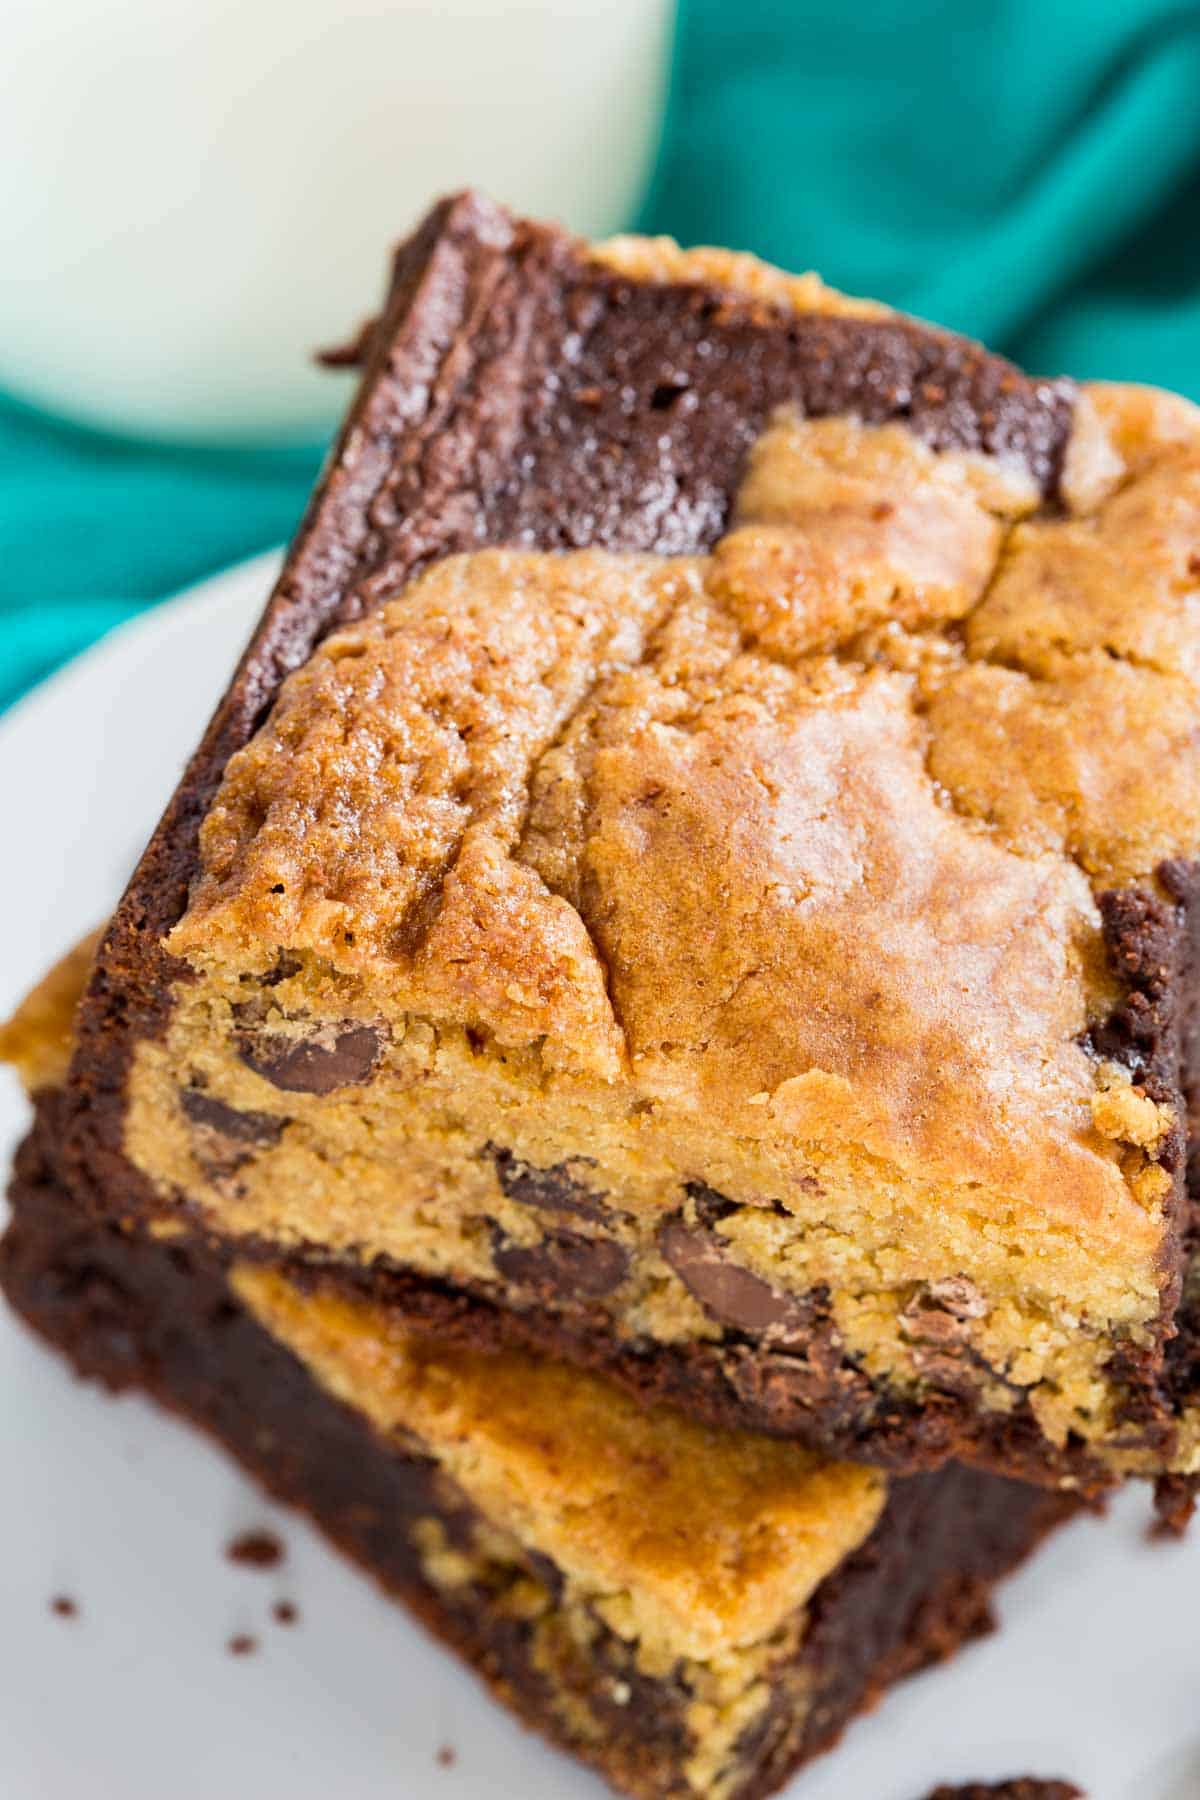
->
[0,396,321,710]
[4,0,1200,713]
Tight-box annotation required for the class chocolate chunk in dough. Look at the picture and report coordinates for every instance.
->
[659,1216,813,1341]
[492,1227,629,1302]
[728,1340,877,1435]
[181,1088,285,1146]
[684,1180,739,1225]
[901,1276,988,1346]
[488,1146,610,1224]
[234,1021,382,1095]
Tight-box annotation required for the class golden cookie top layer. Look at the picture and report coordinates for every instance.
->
[233,1264,886,1664]
[169,348,1200,1246]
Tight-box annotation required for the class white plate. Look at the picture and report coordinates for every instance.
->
[1,557,1198,1800]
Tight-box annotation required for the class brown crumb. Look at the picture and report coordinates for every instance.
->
[226,1528,285,1570]
[271,1600,299,1626]
[1151,1472,1197,1538]
[227,1633,258,1657]
[436,1746,457,1770]
[49,1594,78,1620]
[922,1781,1084,1799]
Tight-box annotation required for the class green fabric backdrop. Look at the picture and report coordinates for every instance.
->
[4,0,1200,712]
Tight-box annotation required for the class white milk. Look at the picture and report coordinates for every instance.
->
[0,0,673,440]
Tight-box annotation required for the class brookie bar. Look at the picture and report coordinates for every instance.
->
[37,193,1200,1491]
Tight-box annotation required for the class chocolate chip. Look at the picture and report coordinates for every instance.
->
[259,954,303,988]
[49,1594,78,1620]
[728,1338,875,1433]
[901,1277,987,1347]
[523,1548,566,1604]
[683,1181,738,1226]
[899,1279,1001,1397]
[227,1633,258,1657]
[489,1146,610,1224]
[650,381,690,411]
[659,1217,813,1341]
[492,1227,629,1301]
[272,1600,299,1626]
[235,1021,383,1095]
[181,1090,285,1146]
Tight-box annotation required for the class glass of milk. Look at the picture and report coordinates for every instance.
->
[0,0,673,441]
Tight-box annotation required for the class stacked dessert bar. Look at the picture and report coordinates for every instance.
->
[4,192,1200,1795]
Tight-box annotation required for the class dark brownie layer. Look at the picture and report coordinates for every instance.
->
[3,1093,1075,1800]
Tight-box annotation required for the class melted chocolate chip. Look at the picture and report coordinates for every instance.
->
[901,1277,987,1347]
[492,1227,629,1301]
[729,1337,875,1432]
[488,1146,610,1224]
[659,1217,813,1340]
[683,1181,739,1226]
[235,1021,383,1095]
[181,1090,285,1146]
[259,954,303,988]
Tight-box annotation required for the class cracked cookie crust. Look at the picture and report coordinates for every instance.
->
[35,193,1200,1489]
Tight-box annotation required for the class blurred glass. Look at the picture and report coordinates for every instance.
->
[0,0,673,442]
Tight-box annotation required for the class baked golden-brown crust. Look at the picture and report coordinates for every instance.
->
[929,398,1200,887]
